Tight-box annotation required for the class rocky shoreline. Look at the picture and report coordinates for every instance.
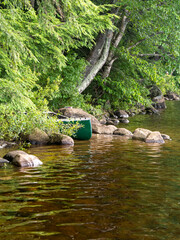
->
[0,90,178,168]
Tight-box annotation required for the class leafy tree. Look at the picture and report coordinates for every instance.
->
[78,0,179,108]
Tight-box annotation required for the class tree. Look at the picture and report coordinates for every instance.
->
[78,0,180,99]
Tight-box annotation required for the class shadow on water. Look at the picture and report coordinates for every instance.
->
[0,101,180,240]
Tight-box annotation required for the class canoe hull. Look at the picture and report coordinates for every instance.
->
[60,118,92,140]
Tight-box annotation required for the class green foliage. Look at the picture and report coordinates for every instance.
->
[0,0,114,140]
[0,109,80,141]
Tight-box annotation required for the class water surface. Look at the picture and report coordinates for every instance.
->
[0,101,180,240]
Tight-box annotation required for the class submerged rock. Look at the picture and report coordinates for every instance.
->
[161,134,172,140]
[0,158,10,167]
[3,150,43,167]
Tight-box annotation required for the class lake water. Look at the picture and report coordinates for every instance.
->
[0,101,180,240]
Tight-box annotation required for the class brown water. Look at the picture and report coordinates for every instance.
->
[0,101,180,240]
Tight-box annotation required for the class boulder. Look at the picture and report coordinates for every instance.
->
[24,128,49,145]
[114,128,133,137]
[114,110,129,118]
[133,128,152,141]
[3,150,43,167]
[145,131,165,144]
[60,135,74,145]
[48,133,74,145]
[93,124,117,135]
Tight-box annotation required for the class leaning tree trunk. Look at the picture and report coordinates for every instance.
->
[78,9,129,94]
[78,30,113,94]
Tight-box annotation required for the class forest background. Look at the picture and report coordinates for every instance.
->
[0,0,179,140]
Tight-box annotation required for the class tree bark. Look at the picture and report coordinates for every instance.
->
[78,30,113,94]
[102,14,129,79]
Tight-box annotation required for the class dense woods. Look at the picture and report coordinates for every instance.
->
[0,0,179,140]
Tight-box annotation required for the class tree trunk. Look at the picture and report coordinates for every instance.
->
[78,30,113,94]
[102,14,129,79]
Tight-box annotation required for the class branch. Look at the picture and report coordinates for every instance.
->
[133,53,173,57]
[53,0,65,21]
[127,32,164,50]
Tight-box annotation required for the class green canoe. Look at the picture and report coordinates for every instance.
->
[59,118,92,140]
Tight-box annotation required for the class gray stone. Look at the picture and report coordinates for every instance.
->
[133,128,152,141]
[93,124,117,134]
[145,131,165,144]
[25,128,49,145]
[120,118,129,124]
[114,110,129,118]
[114,128,133,136]
[60,135,74,145]
[3,150,43,167]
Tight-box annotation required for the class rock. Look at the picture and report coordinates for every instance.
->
[3,150,43,167]
[114,110,129,118]
[119,118,129,124]
[99,118,107,125]
[152,95,166,109]
[145,106,159,114]
[148,85,166,109]
[106,119,119,126]
[114,128,133,137]
[93,124,117,134]
[58,107,100,133]
[0,141,16,149]
[0,158,10,167]
[24,128,49,145]
[161,134,171,140]
[60,135,74,145]
[145,131,165,144]
[48,133,74,145]
[133,128,152,141]
[164,92,180,101]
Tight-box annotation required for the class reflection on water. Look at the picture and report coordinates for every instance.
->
[0,101,180,240]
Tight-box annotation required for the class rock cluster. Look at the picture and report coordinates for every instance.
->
[57,107,171,144]
[164,92,180,101]
[21,128,74,146]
